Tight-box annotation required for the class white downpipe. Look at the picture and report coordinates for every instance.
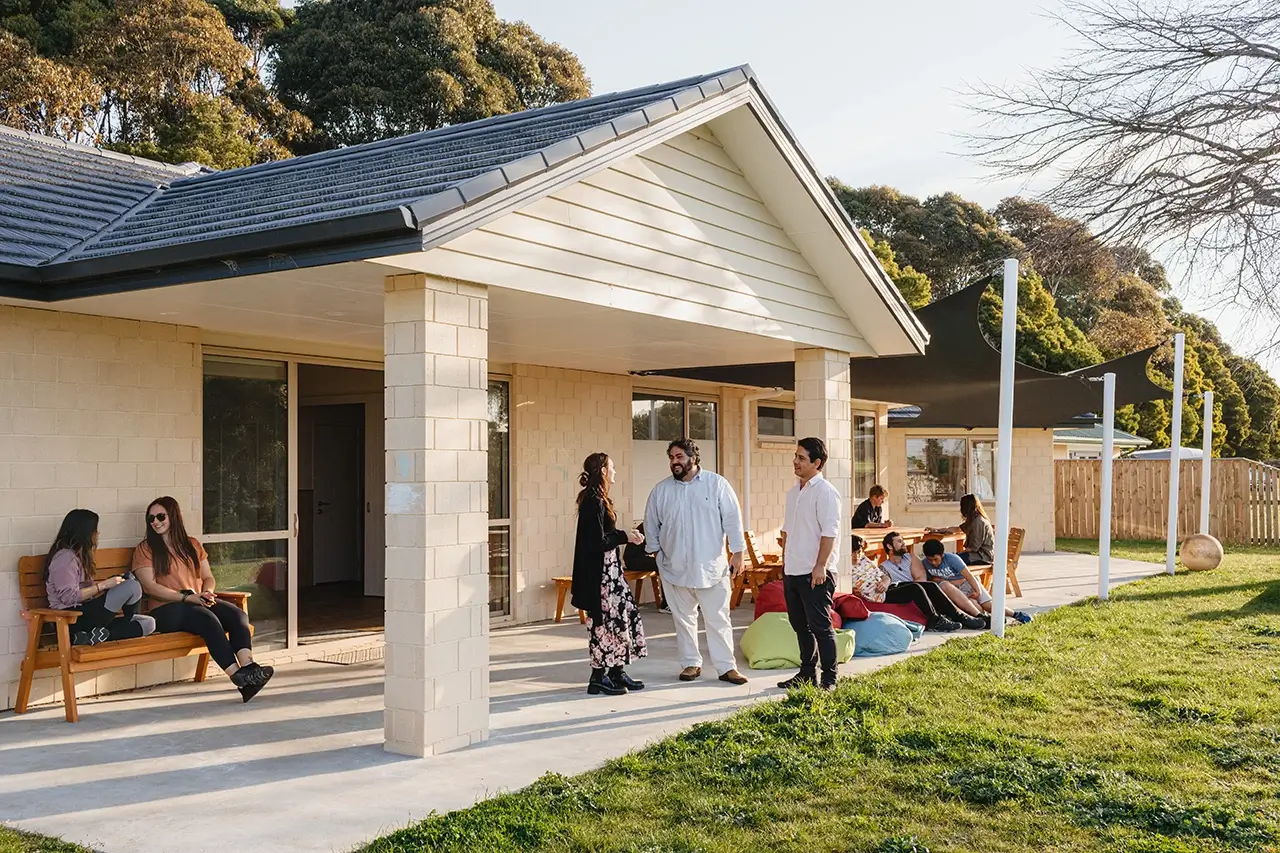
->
[1166,333,1185,575]
[741,389,782,532]
[1201,390,1214,535]
[991,258,1018,638]
[1099,372,1115,601]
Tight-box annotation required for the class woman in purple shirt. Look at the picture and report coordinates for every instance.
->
[45,509,156,645]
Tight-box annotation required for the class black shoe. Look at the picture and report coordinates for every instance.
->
[931,616,962,632]
[587,674,628,696]
[776,672,817,690]
[957,613,988,630]
[818,679,838,692]
[231,663,273,703]
[72,627,110,646]
[612,670,645,691]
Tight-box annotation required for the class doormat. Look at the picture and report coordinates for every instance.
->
[311,645,385,666]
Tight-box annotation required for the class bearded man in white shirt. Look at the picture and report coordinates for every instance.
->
[644,438,749,685]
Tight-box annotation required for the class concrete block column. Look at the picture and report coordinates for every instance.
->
[383,273,490,757]
[794,348,853,587]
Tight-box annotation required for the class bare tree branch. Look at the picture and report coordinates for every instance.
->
[966,0,1280,318]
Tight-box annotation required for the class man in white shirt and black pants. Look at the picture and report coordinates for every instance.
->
[645,438,750,685]
[778,436,842,692]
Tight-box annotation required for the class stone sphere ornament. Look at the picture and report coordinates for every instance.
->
[1179,533,1224,571]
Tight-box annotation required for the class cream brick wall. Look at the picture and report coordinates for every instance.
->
[884,428,1056,553]
[0,305,201,711]
[719,388,798,553]
[511,366,632,624]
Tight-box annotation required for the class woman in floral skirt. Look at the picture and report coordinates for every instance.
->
[571,452,648,696]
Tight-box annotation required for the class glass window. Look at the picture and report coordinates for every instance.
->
[853,412,877,499]
[689,400,717,441]
[970,440,997,502]
[488,527,511,616]
[203,356,288,534]
[488,380,510,520]
[632,394,685,441]
[758,405,794,438]
[906,438,968,503]
[205,539,288,651]
[488,379,512,616]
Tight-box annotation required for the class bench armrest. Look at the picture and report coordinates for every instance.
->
[214,591,250,613]
[23,608,81,623]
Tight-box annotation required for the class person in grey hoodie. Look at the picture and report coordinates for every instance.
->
[44,509,155,645]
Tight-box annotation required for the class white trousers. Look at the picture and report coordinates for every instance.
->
[663,576,738,675]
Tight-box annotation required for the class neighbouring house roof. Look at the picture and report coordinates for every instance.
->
[1053,425,1152,447]
[639,281,1169,428]
[0,66,928,354]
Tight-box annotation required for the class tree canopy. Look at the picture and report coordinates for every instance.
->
[833,178,1280,459]
[0,0,588,164]
[269,0,590,150]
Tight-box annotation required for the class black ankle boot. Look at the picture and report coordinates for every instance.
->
[609,666,644,691]
[587,668,627,696]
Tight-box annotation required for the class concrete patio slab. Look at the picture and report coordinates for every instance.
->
[1,552,1160,853]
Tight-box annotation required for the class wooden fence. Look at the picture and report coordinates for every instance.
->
[1055,458,1280,546]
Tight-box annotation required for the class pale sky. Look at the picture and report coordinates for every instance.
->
[493,0,1280,381]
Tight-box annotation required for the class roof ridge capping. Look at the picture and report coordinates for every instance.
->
[403,65,755,227]
[0,124,202,177]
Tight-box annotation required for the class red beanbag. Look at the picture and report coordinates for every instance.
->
[832,593,870,624]
[753,580,787,620]
[863,599,928,626]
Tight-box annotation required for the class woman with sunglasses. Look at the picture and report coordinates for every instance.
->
[132,496,274,702]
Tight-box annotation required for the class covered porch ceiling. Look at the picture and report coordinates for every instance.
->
[1,260,799,374]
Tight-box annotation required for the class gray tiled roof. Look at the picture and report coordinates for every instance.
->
[1053,425,1151,445]
[0,66,750,277]
[0,127,197,266]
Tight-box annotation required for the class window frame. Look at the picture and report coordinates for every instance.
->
[904,434,999,508]
[631,388,722,470]
[756,403,796,443]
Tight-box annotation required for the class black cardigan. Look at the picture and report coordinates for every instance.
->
[571,493,629,619]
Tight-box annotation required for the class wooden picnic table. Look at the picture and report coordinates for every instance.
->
[853,527,966,561]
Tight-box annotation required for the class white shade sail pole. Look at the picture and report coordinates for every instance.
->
[1099,372,1116,601]
[991,258,1018,638]
[1166,333,1185,575]
[1200,390,1214,535]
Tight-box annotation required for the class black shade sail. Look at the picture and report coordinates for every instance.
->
[635,281,1169,429]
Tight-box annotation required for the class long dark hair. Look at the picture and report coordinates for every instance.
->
[145,496,201,578]
[576,452,616,521]
[960,494,989,523]
[44,509,98,584]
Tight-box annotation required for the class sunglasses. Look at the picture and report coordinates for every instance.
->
[147,512,168,524]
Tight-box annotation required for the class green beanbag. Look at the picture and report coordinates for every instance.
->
[740,612,855,670]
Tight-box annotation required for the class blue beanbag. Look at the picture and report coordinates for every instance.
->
[842,611,920,656]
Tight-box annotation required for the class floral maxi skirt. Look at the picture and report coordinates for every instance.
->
[587,549,647,669]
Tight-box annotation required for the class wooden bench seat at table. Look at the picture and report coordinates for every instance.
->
[15,547,252,723]
[731,530,783,608]
[552,570,663,624]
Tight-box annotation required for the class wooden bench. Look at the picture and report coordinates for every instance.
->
[553,569,664,624]
[969,527,1026,598]
[731,531,784,608]
[15,547,251,723]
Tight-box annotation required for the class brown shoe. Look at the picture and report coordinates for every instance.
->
[718,669,748,685]
[678,666,702,681]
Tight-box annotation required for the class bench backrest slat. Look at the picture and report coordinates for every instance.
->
[18,547,136,611]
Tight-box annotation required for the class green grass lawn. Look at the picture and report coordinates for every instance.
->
[0,827,93,853]
[359,542,1280,853]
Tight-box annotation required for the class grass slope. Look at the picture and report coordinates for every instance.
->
[361,545,1280,853]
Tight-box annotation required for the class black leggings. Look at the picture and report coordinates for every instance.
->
[150,600,251,670]
[884,582,966,627]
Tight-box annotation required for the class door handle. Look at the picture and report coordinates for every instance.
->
[318,500,332,507]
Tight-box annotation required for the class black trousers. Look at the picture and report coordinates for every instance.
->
[151,600,251,670]
[72,594,143,641]
[884,581,966,627]
[783,574,837,682]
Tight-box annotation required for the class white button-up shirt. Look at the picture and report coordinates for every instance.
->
[644,469,745,589]
[782,472,841,576]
